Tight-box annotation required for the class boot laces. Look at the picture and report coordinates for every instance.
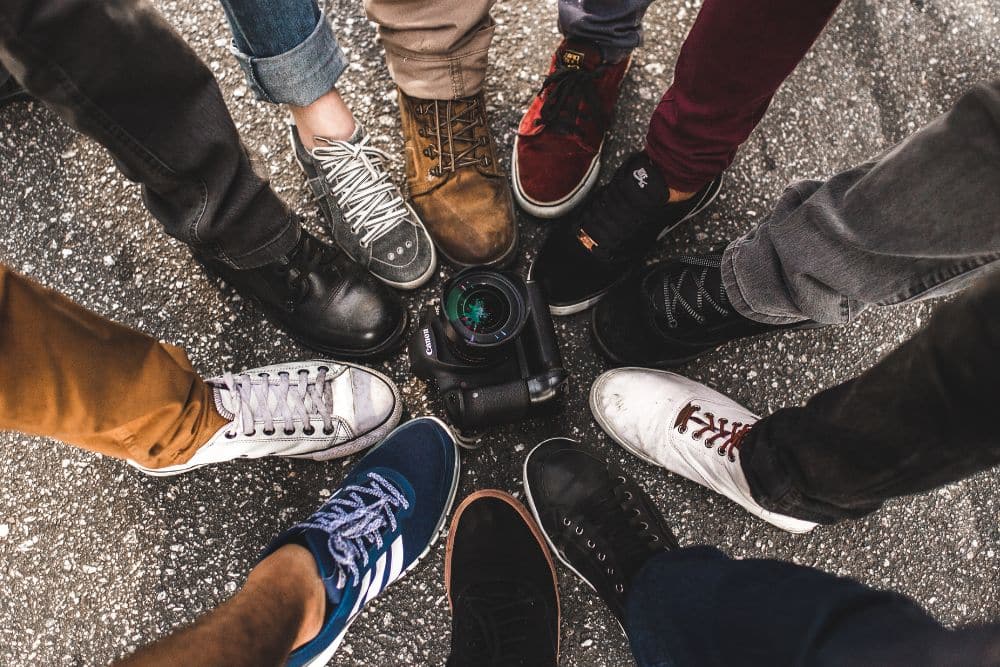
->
[656,255,730,328]
[415,97,492,175]
[271,233,336,307]
[221,366,340,438]
[536,60,608,135]
[298,472,409,587]
[675,403,751,462]
[311,136,411,247]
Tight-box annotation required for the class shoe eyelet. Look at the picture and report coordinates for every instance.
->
[263,429,275,436]
[728,454,737,462]
[615,584,624,593]
[303,426,315,436]
[704,412,714,420]
[677,425,687,434]
[607,567,614,575]
[247,430,256,437]
[616,475,626,484]
[624,492,632,500]
[323,427,335,435]
[640,522,649,530]
[284,428,296,436]
[651,535,660,542]
[575,526,584,535]
[587,540,595,548]
[632,508,641,517]
[563,518,572,526]
[597,553,606,561]
[692,432,702,441]
[225,432,237,440]
[704,441,714,449]
[717,448,727,457]
[317,365,329,373]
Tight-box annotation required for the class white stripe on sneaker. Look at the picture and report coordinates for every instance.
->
[364,552,388,604]
[387,536,404,583]
[350,570,371,617]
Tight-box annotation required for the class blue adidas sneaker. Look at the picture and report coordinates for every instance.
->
[262,416,460,666]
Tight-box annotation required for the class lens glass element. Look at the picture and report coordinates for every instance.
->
[457,286,509,335]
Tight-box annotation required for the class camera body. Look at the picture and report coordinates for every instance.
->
[408,268,569,438]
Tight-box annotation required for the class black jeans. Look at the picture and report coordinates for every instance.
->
[0,0,299,269]
[741,271,1000,523]
[626,547,1000,667]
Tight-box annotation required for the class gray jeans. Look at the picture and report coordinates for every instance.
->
[722,80,1000,326]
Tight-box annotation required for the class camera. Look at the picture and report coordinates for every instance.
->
[408,268,569,441]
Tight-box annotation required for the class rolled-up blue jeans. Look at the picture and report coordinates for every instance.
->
[218,0,347,106]
[626,547,1000,667]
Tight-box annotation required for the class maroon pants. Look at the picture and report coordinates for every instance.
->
[645,0,843,192]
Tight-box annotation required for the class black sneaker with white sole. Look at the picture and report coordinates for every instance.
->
[291,125,437,290]
[592,254,820,367]
[523,438,678,629]
[529,152,721,315]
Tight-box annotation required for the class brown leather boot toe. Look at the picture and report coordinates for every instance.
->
[399,89,518,267]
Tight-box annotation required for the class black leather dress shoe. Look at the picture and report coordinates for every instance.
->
[197,229,407,358]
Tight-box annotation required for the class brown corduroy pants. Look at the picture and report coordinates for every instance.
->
[0,266,226,469]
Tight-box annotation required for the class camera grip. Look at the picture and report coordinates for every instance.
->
[445,381,531,430]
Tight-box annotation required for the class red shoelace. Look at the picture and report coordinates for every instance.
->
[674,403,751,462]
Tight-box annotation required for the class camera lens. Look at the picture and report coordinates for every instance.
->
[442,269,527,356]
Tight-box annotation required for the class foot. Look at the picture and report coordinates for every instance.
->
[530,152,721,315]
[129,361,401,476]
[445,491,560,667]
[196,229,407,359]
[291,125,437,289]
[590,368,818,534]
[263,417,461,665]
[592,253,817,367]
[523,438,678,630]
[0,76,30,108]
[398,89,518,267]
[512,40,631,218]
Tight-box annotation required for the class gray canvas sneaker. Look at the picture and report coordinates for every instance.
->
[128,360,403,476]
[291,124,436,290]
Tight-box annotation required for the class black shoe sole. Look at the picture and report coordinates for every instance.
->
[591,312,824,369]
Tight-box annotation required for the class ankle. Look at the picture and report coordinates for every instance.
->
[246,544,326,649]
[289,88,357,149]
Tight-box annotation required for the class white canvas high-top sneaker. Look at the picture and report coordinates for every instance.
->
[590,367,817,534]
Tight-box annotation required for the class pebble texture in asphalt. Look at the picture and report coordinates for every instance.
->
[1,0,998,664]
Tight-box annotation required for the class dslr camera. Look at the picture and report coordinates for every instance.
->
[408,268,569,440]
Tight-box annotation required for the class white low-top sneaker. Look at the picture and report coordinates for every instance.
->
[589,367,817,534]
[130,360,402,476]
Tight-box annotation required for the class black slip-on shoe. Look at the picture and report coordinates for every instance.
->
[523,438,677,631]
[592,253,820,368]
[529,152,721,316]
[446,490,560,667]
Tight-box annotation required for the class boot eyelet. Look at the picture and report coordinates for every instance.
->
[651,535,660,542]
[597,553,606,561]
[617,475,626,484]
[575,526,584,535]
[640,522,649,530]
[587,540,595,548]
[563,518,571,526]
[624,492,633,500]
[615,584,624,593]
[632,508,641,516]
[302,426,315,436]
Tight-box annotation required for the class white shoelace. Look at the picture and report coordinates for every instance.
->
[222,368,336,437]
[298,472,409,587]
[311,136,410,248]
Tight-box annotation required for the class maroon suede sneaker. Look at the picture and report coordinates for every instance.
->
[512,40,631,219]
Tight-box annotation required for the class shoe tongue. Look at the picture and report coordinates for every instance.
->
[578,153,670,256]
[557,39,603,71]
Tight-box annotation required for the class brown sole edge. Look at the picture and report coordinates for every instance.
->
[444,489,561,661]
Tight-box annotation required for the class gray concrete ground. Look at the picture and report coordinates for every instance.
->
[2,0,999,664]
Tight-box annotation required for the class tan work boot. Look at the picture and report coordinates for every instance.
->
[398,89,518,267]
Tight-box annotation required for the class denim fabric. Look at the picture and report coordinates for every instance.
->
[558,0,652,60]
[722,80,1000,326]
[219,0,347,106]
[625,547,1000,667]
[0,0,299,269]
[740,271,1000,524]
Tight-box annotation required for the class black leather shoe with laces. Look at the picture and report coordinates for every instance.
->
[529,152,722,315]
[592,253,819,367]
[446,490,560,667]
[523,438,678,631]
[196,228,407,359]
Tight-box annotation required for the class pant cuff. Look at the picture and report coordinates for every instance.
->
[215,212,301,269]
[230,10,347,107]
[384,21,494,100]
[721,239,808,326]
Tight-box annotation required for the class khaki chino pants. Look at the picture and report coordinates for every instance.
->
[0,266,226,469]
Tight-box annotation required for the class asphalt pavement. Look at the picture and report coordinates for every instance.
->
[1,0,998,664]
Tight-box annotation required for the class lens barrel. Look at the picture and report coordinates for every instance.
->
[441,269,528,359]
